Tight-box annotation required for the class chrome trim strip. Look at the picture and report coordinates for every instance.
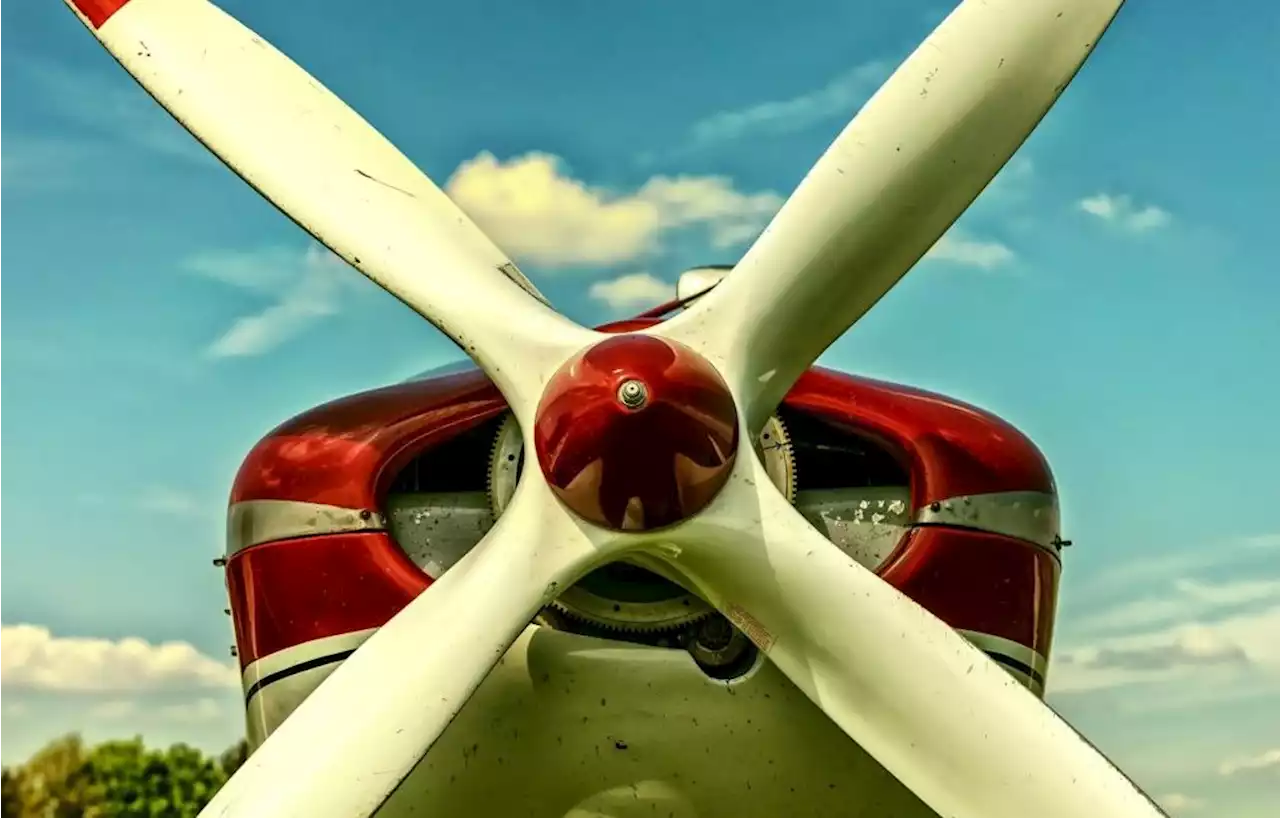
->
[914,490,1059,551]
[958,629,1048,697]
[958,630,1048,678]
[241,628,376,699]
[240,629,376,749]
[226,499,387,557]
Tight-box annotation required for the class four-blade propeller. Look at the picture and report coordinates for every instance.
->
[64,1,1164,817]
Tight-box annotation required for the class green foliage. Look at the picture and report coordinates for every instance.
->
[0,768,19,818]
[214,744,247,782]
[1,735,249,818]
[7,735,94,818]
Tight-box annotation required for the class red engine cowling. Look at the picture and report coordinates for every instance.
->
[222,317,1062,746]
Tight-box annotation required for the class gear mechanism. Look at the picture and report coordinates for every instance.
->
[487,412,797,633]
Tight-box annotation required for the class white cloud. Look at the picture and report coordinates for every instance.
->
[1051,605,1280,694]
[444,152,782,267]
[185,247,306,295]
[588,273,675,312]
[1,625,238,693]
[1219,748,1280,777]
[206,289,337,359]
[640,176,782,250]
[189,244,358,359]
[689,61,891,145]
[21,59,212,167]
[1158,793,1205,813]
[160,697,224,723]
[89,699,141,720]
[88,697,224,723]
[1075,577,1280,634]
[1067,534,1280,603]
[1243,533,1280,550]
[446,153,656,265]
[923,230,1016,270]
[1174,578,1280,607]
[981,156,1036,203]
[2,135,103,191]
[1054,626,1248,696]
[137,486,203,517]
[1077,193,1172,232]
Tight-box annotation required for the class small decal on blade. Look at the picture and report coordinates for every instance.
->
[727,605,776,652]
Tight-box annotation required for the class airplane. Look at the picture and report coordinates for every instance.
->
[62,0,1168,816]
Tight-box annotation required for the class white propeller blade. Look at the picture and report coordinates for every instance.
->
[656,0,1125,431]
[63,0,595,413]
[667,453,1165,818]
[204,473,622,818]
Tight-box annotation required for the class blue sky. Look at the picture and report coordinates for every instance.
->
[3,0,1278,813]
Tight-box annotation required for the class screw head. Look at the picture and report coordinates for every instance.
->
[617,379,649,409]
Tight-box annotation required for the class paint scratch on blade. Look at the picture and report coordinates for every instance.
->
[354,169,416,198]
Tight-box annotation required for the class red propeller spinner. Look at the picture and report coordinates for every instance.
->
[534,335,739,530]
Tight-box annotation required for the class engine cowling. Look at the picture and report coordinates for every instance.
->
[222,275,1063,746]
[224,358,1060,746]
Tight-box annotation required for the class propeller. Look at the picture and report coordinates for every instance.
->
[65,0,596,419]
[64,1,1165,817]
[654,1,1126,432]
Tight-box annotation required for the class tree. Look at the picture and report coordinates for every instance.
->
[77,738,227,818]
[215,742,248,780]
[3,769,25,818]
[8,734,94,818]
[1,734,250,818]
